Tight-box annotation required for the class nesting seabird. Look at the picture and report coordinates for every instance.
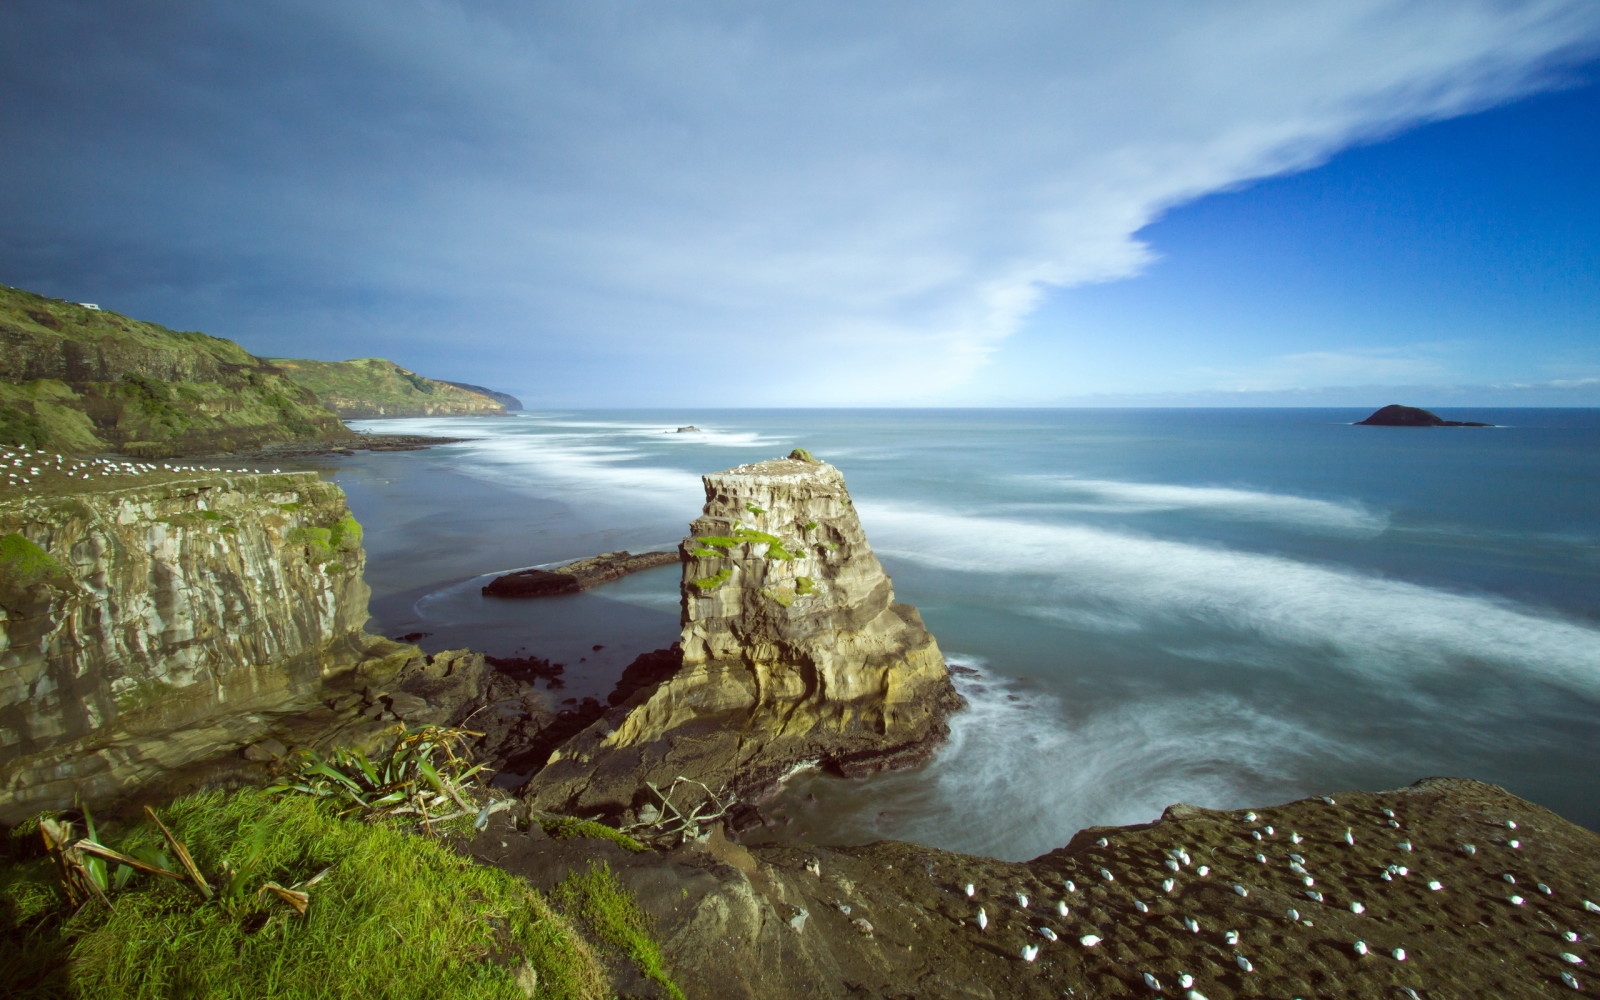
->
[1224,930,1240,945]
[1234,954,1253,972]
[1039,927,1058,942]
[1020,944,1040,962]
[1353,940,1369,956]
[1232,885,1249,897]
[1080,934,1102,947]
[977,907,988,930]
[1016,892,1030,909]
[1142,972,1161,991]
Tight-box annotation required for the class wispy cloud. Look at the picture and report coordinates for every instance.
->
[1196,346,1461,392]
[2,1,1598,403]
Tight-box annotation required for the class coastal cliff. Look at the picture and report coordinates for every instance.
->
[267,356,510,418]
[0,284,352,457]
[0,461,481,823]
[527,454,957,816]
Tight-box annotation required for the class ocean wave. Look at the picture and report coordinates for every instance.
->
[868,504,1600,696]
[858,659,1384,860]
[1018,475,1387,535]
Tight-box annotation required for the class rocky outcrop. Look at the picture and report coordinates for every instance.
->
[483,777,1600,1000]
[1356,403,1494,427]
[0,284,353,457]
[482,550,679,598]
[267,357,509,418]
[526,454,957,818]
[0,467,483,823]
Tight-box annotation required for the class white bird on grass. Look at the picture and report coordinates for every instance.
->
[977,907,988,931]
[1392,948,1406,961]
[965,882,975,897]
[1562,971,1581,990]
[1020,944,1039,962]
[1178,974,1194,989]
[1142,972,1161,991]
[1234,954,1253,972]
[1162,878,1175,893]
[1350,901,1365,914]
[1223,930,1239,945]
[1039,927,1058,942]
[1353,940,1368,956]
[1232,884,1249,897]
[1563,953,1585,965]
[1057,900,1069,917]
[1134,900,1149,914]
[1016,892,1029,909]
[1080,934,1102,947]
[1063,879,1076,893]
[1183,916,1200,933]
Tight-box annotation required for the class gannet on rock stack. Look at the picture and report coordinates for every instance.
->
[527,452,957,816]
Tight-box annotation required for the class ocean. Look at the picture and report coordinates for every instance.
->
[310,408,1600,861]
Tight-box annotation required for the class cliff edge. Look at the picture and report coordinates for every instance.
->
[0,284,352,457]
[526,453,958,817]
[0,453,483,823]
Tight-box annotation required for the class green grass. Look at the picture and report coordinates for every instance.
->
[538,818,648,853]
[265,357,503,419]
[553,861,684,1000]
[690,567,732,591]
[0,532,67,585]
[0,789,611,1000]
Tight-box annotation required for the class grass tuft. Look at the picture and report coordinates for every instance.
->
[1,789,610,1000]
[553,861,684,1000]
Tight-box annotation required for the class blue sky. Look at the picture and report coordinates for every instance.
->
[2,2,1597,407]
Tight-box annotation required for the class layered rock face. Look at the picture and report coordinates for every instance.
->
[0,472,475,822]
[528,455,956,816]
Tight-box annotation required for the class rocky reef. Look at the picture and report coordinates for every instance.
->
[526,453,958,818]
[1356,403,1494,427]
[0,463,481,823]
[0,283,353,457]
[267,356,510,418]
[482,549,679,598]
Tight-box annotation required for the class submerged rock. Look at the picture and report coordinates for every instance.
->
[1356,404,1493,427]
[526,455,958,817]
[482,549,679,598]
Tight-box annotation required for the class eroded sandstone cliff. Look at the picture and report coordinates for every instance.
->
[0,469,481,823]
[527,454,957,817]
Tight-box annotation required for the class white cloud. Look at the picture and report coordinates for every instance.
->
[4,1,1599,402]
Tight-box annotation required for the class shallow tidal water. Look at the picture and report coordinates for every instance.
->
[308,408,1600,861]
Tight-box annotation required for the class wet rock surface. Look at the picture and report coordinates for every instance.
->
[482,550,680,598]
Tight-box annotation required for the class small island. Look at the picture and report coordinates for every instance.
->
[1355,403,1494,427]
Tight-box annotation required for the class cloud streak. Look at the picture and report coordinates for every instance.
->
[2,1,1597,402]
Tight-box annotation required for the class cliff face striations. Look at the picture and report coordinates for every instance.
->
[0,470,477,823]
[528,454,957,816]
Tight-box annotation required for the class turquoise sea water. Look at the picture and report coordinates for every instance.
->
[317,408,1600,861]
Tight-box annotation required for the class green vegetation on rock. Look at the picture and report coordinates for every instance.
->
[289,514,363,567]
[690,567,733,591]
[538,817,649,853]
[795,576,815,595]
[0,532,65,585]
[0,789,612,999]
[0,283,351,457]
[267,357,507,419]
[553,861,684,1000]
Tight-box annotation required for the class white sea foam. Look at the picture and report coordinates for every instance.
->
[856,659,1383,860]
[868,504,1600,695]
[1020,476,1387,535]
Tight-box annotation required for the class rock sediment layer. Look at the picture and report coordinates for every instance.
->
[528,455,956,816]
[0,471,481,822]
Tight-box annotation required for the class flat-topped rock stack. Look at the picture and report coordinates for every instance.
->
[525,453,957,817]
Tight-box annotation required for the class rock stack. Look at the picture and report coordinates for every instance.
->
[526,454,957,817]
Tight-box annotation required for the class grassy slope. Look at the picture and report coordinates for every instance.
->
[0,790,618,1000]
[268,357,506,419]
[0,285,351,457]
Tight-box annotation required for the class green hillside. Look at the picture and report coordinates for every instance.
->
[0,285,352,457]
[267,357,508,418]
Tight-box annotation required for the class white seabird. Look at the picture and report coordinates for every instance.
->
[1232,885,1249,897]
[1039,927,1058,942]
[1427,881,1444,891]
[1099,868,1115,882]
[1353,940,1368,956]
[1162,878,1175,893]
[1016,892,1029,909]
[1142,972,1161,991]
[1286,908,1299,921]
[1183,916,1200,933]
[1509,895,1526,906]
[1020,944,1039,962]
[1393,947,1407,961]
[1350,901,1365,914]
[1057,900,1069,917]
[1178,974,1194,988]
[1234,954,1253,972]
[1063,879,1076,893]
[1134,900,1149,913]
[1563,953,1585,965]
[1561,971,1581,990]
[977,907,988,931]
[1080,934,1102,947]
[1224,930,1240,945]
[965,882,975,897]
[1196,866,1209,877]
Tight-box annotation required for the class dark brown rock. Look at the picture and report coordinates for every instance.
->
[1355,403,1493,427]
[481,549,680,598]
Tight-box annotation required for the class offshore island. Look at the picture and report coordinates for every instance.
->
[2,286,1598,998]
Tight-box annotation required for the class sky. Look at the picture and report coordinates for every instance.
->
[2,1,1598,408]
